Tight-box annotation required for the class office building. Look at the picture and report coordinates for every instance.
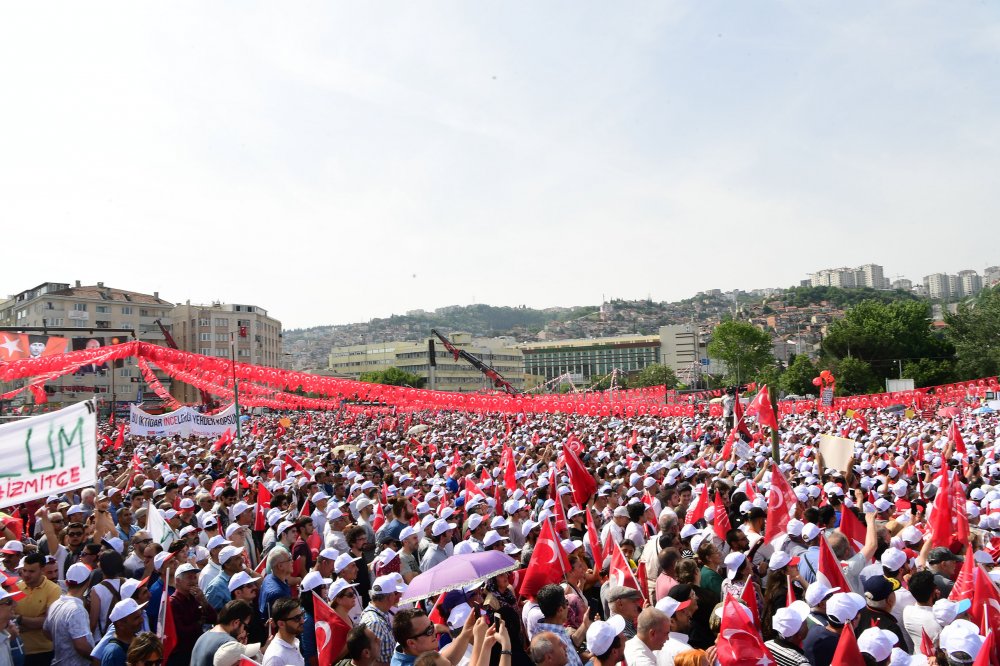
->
[167,302,284,403]
[328,332,526,392]
[0,281,174,409]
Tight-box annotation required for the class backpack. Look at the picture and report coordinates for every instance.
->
[84,579,122,636]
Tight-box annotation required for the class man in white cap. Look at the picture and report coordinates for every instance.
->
[763,600,811,666]
[654,593,695,665]
[586,616,627,666]
[939,619,985,665]
[361,575,403,666]
[101,598,148,666]
[190,599,255,666]
[397,526,421,583]
[857,627,898,666]
[803,592,865,666]
[205,545,247,612]
[228,571,266,645]
[198,534,232,592]
[42,562,93,666]
[168,562,218,666]
[420,520,455,572]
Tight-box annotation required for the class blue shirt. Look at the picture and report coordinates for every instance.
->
[390,649,417,666]
[300,610,317,659]
[798,546,820,585]
[100,639,129,666]
[259,573,292,618]
[205,571,233,612]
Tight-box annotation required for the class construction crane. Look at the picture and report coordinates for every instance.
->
[154,319,219,410]
[431,329,520,395]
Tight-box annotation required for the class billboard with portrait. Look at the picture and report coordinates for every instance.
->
[72,336,127,373]
[0,333,69,362]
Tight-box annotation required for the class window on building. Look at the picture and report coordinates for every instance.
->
[199,318,211,326]
[216,333,228,342]
[96,305,110,314]
[96,320,111,328]
[200,333,212,341]
[238,349,250,357]
[214,349,229,357]
[73,303,87,312]
[121,306,132,315]
[215,318,228,327]
[200,348,212,356]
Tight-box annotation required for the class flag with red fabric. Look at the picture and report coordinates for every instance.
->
[817,535,851,593]
[254,482,272,531]
[740,578,761,629]
[920,629,935,660]
[212,428,233,453]
[838,508,866,557]
[114,422,126,450]
[635,561,650,605]
[502,443,517,491]
[929,467,955,549]
[427,591,449,626]
[713,492,731,541]
[949,544,976,602]
[464,477,488,508]
[685,486,710,526]
[313,591,346,665]
[733,394,753,441]
[716,594,773,666]
[519,519,570,599]
[831,622,864,666]
[564,445,597,507]
[585,508,603,565]
[950,420,967,456]
[764,465,797,545]
[283,453,313,480]
[159,585,178,663]
[372,501,386,533]
[744,385,778,431]
[605,533,642,592]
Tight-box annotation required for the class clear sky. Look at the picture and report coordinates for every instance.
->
[2,2,998,328]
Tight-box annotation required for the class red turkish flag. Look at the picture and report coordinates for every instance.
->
[972,565,1000,633]
[372,501,385,533]
[283,453,312,480]
[740,578,761,629]
[713,493,731,541]
[685,486,710,525]
[745,385,778,431]
[564,445,597,507]
[313,591,346,665]
[635,561,650,605]
[851,411,869,433]
[716,594,773,666]
[838,508,866,558]
[28,383,47,405]
[427,591,449,626]
[212,428,233,452]
[159,587,178,663]
[973,630,996,666]
[831,622,864,666]
[733,394,753,441]
[605,533,642,592]
[464,477,488,508]
[519,519,570,599]
[920,628,935,659]
[114,422,126,450]
[254,482,272,531]
[764,464,798,546]
[817,534,851,593]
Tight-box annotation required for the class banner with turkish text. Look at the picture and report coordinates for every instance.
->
[0,401,97,508]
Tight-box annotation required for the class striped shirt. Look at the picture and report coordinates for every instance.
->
[763,638,810,666]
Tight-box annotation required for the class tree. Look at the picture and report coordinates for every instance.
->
[901,358,958,388]
[945,286,1000,379]
[780,354,819,396]
[706,321,775,385]
[822,300,953,382]
[631,364,679,389]
[832,357,880,395]
[358,367,425,388]
[589,373,627,391]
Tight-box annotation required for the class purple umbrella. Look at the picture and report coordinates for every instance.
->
[399,551,520,603]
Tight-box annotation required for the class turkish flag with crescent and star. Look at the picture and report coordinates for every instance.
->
[254,482,272,532]
[313,591,346,665]
[763,465,797,546]
[518,519,570,599]
[716,594,774,666]
[605,532,643,592]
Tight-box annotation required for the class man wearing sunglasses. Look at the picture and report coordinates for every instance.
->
[261,598,305,666]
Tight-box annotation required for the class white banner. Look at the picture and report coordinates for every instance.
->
[0,401,97,508]
[146,502,177,548]
[128,404,236,438]
[818,434,856,473]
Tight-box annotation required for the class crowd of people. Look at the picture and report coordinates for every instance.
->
[0,396,995,666]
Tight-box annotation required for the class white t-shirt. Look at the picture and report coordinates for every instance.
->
[262,636,305,666]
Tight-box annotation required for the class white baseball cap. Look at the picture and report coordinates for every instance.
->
[724,552,746,580]
[772,600,810,639]
[174,563,200,577]
[334,553,360,574]
[432,520,456,537]
[218,546,244,565]
[939,619,984,661]
[372,574,407,595]
[301,570,332,593]
[826,592,866,624]
[227,571,263,592]
[858,627,898,662]
[804,580,839,608]
[585,615,626,656]
[65,562,92,585]
[109,598,148,623]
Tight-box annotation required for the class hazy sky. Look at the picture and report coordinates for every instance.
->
[2,2,998,329]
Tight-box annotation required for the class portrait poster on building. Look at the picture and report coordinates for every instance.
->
[0,333,69,362]
[72,336,127,372]
[0,401,97,508]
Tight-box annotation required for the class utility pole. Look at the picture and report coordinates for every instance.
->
[230,332,243,441]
